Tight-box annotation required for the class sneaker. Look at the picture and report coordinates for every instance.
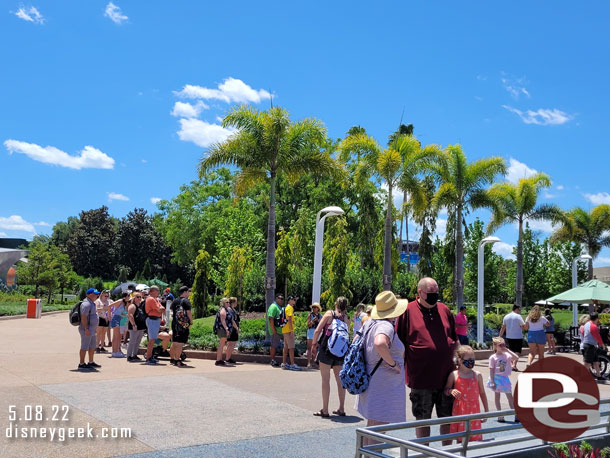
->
[130,356,142,362]
[87,361,101,368]
[170,359,177,366]
[227,358,236,364]
[78,363,93,371]
[290,364,302,371]
[270,360,279,367]
[281,363,288,369]
[215,360,226,366]
[99,347,108,353]
[145,358,157,365]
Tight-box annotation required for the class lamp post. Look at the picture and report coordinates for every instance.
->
[312,206,344,305]
[477,236,501,344]
[571,254,592,326]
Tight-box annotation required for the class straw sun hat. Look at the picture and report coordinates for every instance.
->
[310,302,321,311]
[371,291,408,320]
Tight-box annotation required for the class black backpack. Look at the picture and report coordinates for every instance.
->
[174,299,191,329]
[69,301,83,326]
[133,303,148,330]
[274,307,287,328]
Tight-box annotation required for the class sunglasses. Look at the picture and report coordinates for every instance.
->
[462,359,475,364]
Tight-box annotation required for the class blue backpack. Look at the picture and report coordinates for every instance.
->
[339,321,383,395]
[328,313,350,357]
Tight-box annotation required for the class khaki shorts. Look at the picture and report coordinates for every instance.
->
[283,332,295,349]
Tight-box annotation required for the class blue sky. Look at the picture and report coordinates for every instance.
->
[2,1,610,265]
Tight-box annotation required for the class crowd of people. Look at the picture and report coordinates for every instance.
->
[76,275,608,444]
[77,284,193,370]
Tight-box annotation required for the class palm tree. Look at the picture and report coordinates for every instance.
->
[551,205,610,280]
[340,132,437,290]
[199,105,343,328]
[487,173,562,306]
[429,145,506,307]
[388,124,415,271]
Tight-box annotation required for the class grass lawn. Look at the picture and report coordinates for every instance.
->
[0,301,74,316]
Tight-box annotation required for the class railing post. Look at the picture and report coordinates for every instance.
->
[400,443,408,458]
[355,430,363,458]
[461,419,471,456]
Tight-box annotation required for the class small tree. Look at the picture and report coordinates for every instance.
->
[141,259,152,282]
[224,245,251,312]
[322,218,351,307]
[191,247,210,318]
[117,266,130,283]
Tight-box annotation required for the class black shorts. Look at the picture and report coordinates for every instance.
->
[98,317,109,327]
[228,329,239,342]
[457,335,469,345]
[316,345,344,368]
[409,388,454,420]
[583,344,598,364]
[506,338,523,354]
[172,328,189,344]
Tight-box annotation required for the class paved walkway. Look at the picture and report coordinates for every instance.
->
[1,313,609,458]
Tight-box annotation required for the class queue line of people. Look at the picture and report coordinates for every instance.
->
[77,285,193,370]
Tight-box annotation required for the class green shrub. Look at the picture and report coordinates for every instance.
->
[484,312,504,331]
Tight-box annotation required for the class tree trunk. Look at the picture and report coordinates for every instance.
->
[405,200,411,273]
[515,219,524,307]
[383,183,393,291]
[455,204,464,307]
[587,247,594,281]
[264,171,277,338]
[398,190,405,255]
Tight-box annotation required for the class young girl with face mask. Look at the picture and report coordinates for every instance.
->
[445,345,489,442]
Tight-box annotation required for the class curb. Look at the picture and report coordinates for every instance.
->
[137,348,311,367]
[0,310,67,321]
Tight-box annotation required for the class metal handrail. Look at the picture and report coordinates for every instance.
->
[355,398,610,458]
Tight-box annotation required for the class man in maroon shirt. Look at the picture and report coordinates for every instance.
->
[396,277,458,442]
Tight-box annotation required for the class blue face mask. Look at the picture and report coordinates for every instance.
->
[462,359,475,369]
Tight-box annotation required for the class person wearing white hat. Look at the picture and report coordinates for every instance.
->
[355,291,407,443]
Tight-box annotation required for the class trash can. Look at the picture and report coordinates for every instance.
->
[26,299,42,319]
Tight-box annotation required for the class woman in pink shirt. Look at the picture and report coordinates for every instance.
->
[456,306,469,345]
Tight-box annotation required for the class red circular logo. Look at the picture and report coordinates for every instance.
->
[514,356,600,442]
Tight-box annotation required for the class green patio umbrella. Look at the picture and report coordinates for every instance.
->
[148,278,169,288]
[546,279,610,304]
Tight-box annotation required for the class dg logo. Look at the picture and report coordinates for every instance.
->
[514,356,601,442]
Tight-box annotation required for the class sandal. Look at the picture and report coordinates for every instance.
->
[313,410,330,418]
[332,410,346,416]
[175,361,187,368]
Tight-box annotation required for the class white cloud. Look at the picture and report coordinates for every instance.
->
[506,158,538,184]
[525,219,556,233]
[108,192,129,202]
[104,2,128,24]
[141,159,147,164]
[175,78,271,104]
[435,218,447,238]
[0,232,7,237]
[556,185,564,191]
[583,192,610,206]
[15,6,45,24]
[150,197,161,204]
[543,191,557,199]
[5,139,115,170]
[595,257,610,267]
[0,215,36,233]
[503,105,572,126]
[474,96,483,102]
[493,242,516,260]
[500,73,530,99]
[170,101,208,118]
[34,221,50,227]
[177,118,236,148]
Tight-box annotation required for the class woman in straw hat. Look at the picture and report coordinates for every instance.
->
[312,296,350,418]
[306,303,323,368]
[355,291,406,441]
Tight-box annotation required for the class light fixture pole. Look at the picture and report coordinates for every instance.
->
[312,206,344,305]
[571,254,592,326]
[477,236,501,344]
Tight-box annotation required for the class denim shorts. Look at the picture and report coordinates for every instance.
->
[527,330,546,345]
[110,315,121,328]
[307,328,316,340]
[146,317,161,340]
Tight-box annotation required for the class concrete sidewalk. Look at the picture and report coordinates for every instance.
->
[1,313,609,458]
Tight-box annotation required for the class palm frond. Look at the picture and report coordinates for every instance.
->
[234,168,268,196]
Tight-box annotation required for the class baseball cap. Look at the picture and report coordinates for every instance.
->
[86,288,100,295]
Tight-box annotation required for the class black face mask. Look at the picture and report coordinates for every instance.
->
[424,292,439,306]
